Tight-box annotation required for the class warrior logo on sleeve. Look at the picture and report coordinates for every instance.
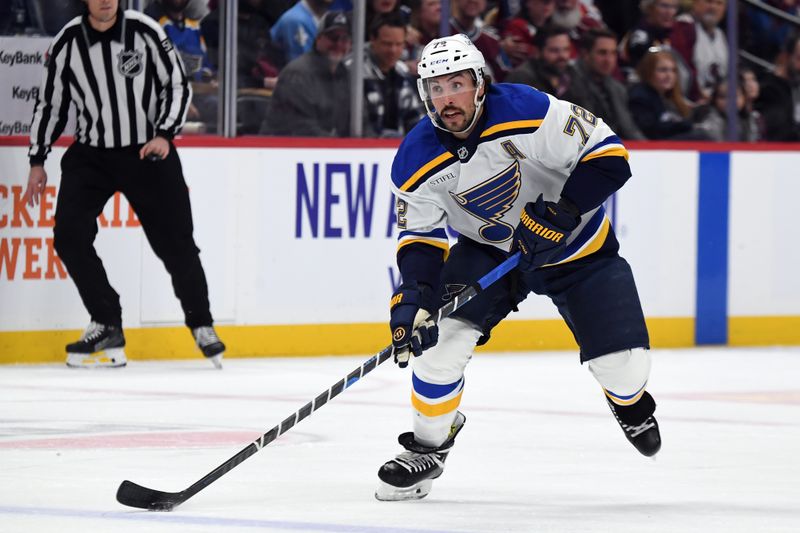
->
[449,160,521,244]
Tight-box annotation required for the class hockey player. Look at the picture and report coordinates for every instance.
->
[376,34,660,501]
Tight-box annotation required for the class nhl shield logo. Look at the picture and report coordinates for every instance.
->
[457,146,469,160]
[117,49,144,78]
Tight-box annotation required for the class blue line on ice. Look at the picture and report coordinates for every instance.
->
[0,505,463,533]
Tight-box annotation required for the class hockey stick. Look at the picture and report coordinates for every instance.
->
[116,251,521,511]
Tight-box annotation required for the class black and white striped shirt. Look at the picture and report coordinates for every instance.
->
[29,9,190,164]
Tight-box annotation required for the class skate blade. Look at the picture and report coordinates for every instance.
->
[67,347,127,368]
[375,479,433,501]
[207,353,223,369]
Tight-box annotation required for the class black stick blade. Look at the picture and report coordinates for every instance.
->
[116,480,185,511]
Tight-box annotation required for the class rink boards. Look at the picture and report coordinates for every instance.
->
[0,138,798,362]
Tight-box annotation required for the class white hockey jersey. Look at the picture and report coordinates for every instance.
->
[390,83,629,267]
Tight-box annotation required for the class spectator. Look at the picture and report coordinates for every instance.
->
[157,0,215,82]
[628,49,709,139]
[364,13,426,137]
[261,11,358,137]
[270,0,334,68]
[619,0,679,73]
[520,0,556,28]
[756,35,800,141]
[740,1,797,62]
[694,76,763,141]
[145,0,209,20]
[201,0,294,66]
[156,0,217,132]
[367,0,402,26]
[237,0,280,89]
[506,26,575,98]
[450,0,511,81]
[593,0,641,41]
[671,0,728,103]
[200,0,283,90]
[0,0,34,35]
[405,0,442,72]
[497,0,557,67]
[565,28,646,139]
[738,67,766,142]
[552,0,605,56]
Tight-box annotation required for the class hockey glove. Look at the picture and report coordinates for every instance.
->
[514,194,580,272]
[390,281,438,368]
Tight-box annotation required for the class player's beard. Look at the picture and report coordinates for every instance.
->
[440,105,473,132]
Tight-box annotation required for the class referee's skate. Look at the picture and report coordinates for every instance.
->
[65,322,127,368]
[193,326,226,369]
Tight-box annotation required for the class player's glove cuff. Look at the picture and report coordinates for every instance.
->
[390,282,439,368]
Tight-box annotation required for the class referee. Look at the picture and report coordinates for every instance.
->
[22,0,225,369]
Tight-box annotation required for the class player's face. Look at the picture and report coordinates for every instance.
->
[427,71,479,132]
[84,0,118,22]
[371,25,406,71]
[586,36,617,76]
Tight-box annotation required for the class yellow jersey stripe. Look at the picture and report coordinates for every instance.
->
[400,152,454,191]
[397,238,450,260]
[411,390,464,417]
[480,119,543,138]
[547,216,610,267]
[581,146,629,162]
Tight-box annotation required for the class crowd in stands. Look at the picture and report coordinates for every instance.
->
[4,0,800,141]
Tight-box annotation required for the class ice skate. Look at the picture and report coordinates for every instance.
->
[66,322,127,368]
[192,326,225,369]
[607,391,661,457]
[375,411,466,501]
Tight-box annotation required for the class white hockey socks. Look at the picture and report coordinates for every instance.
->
[410,317,482,447]
[587,347,651,406]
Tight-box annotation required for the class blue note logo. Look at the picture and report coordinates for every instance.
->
[449,160,521,243]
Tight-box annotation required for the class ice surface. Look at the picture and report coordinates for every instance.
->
[1,347,798,532]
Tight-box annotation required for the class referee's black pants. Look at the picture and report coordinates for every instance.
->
[53,142,213,329]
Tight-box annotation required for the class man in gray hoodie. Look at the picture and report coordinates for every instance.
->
[261,11,355,137]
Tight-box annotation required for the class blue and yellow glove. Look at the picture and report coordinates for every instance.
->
[514,194,580,272]
[389,281,438,368]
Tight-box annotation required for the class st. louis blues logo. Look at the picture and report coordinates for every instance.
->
[117,49,143,78]
[449,160,521,243]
